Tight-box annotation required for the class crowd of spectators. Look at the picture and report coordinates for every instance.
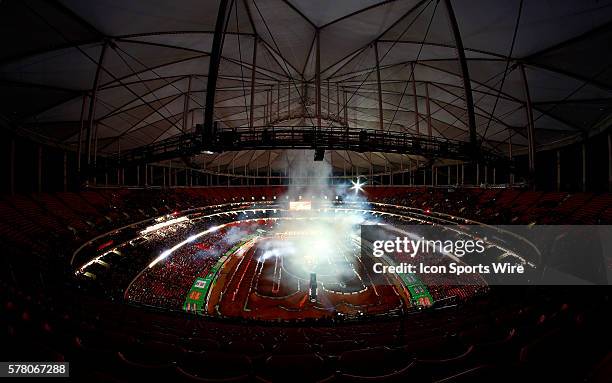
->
[126,228,234,309]
[1,186,611,381]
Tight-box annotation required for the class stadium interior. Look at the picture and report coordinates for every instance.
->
[1,1,611,382]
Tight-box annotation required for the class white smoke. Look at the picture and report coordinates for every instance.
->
[260,150,373,282]
[211,149,377,285]
[221,225,252,245]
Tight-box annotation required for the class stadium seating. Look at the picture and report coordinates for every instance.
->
[1,187,610,382]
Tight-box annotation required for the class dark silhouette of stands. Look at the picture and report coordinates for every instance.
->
[1,186,611,382]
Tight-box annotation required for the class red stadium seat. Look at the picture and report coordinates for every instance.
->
[338,347,412,377]
[183,337,221,353]
[432,365,507,383]
[116,350,175,380]
[256,353,334,383]
[222,340,266,357]
[272,342,313,354]
[404,346,476,381]
[176,351,252,381]
[320,340,362,356]
[586,352,612,383]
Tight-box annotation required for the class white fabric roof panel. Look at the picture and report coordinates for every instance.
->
[0,0,610,175]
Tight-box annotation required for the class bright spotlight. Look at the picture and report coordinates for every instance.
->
[350,178,366,194]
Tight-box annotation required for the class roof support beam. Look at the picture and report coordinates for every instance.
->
[267,88,271,125]
[204,0,231,138]
[287,80,291,118]
[263,89,267,125]
[281,0,317,29]
[249,36,258,128]
[321,0,428,78]
[183,75,192,131]
[336,83,340,118]
[315,28,323,159]
[316,30,322,131]
[98,93,185,152]
[609,132,612,192]
[374,42,384,131]
[444,0,477,148]
[410,62,420,135]
[277,81,281,121]
[327,80,331,120]
[343,89,349,126]
[77,94,87,172]
[86,40,109,168]
[425,82,432,138]
[519,63,536,188]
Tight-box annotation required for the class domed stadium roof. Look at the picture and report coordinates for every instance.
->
[1,0,612,175]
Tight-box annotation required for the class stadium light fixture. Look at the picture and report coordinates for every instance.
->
[350,178,366,194]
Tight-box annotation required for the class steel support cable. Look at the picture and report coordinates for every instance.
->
[429,96,522,143]
[530,61,612,129]
[112,46,183,133]
[480,0,523,142]
[220,0,236,55]
[208,0,237,124]
[107,55,289,139]
[331,78,515,158]
[405,64,527,152]
[98,91,186,152]
[322,0,435,133]
[460,57,612,142]
[335,45,371,127]
[234,1,251,122]
[427,78,527,139]
[321,0,432,82]
[261,48,280,126]
[251,0,317,129]
[325,8,519,152]
[22,3,191,151]
[415,24,531,151]
[386,0,440,132]
[112,45,205,113]
[204,0,235,134]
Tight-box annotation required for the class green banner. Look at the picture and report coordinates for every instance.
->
[183,277,213,314]
[397,268,434,307]
[183,236,257,315]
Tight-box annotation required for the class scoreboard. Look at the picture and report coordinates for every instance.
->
[289,201,312,211]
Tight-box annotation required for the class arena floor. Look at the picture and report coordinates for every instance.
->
[75,202,505,321]
[207,233,408,320]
